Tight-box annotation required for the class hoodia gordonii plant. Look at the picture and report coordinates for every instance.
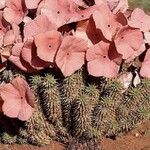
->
[0,65,150,150]
[0,0,150,150]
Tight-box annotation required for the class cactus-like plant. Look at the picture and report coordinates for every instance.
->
[0,66,150,149]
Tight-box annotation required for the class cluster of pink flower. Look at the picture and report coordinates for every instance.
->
[1,0,150,77]
[0,0,150,121]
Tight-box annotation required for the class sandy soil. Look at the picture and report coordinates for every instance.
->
[101,120,150,150]
[0,120,150,150]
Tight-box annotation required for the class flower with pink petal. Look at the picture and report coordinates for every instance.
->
[93,3,126,41]
[0,77,35,121]
[128,8,150,32]
[0,45,12,63]
[71,0,88,7]
[55,36,87,77]
[38,0,96,28]
[0,0,6,9]
[105,0,128,14]
[8,43,36,72]
[67,5,96,24]
[140,49,150,78]
[3,0,27,24]
[114,27,145,61]
[34,30,61,63]
[86,41,121,77]
[24,15,56,40]
[21,39,50,70]
[0,11,9,47]
[74,18,103,46]
[37,0,71,28]
[25,0,41,9]
[144,32,150,45]
[3,23,21,46]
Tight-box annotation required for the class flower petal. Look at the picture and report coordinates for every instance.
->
[93,3,122,41]
[140,49,150,78]
[55,36,87,76]
[0,77,35,121]
[25,0,41,9]
[114,27,144,61]
[34,30,61,62]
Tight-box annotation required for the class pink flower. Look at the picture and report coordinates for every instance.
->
[25,0,41,9]
[0,45,11,63]
[34,30,61,62]
[21,39,50,70]
[95,0,128,13]
[9,39,51,73]
[93,3,126,41]
[114,27,145,61]
[70,0,88,7]
[37,0,71,28]
[0,77,35,121]
[37,0,96,28]
[55,36,87,76]
[128,8,150,32]
[67,5,96,24]
[0,11,9,47]
[144,32,150,45]
[3,0,27,24]
[24,15,56,40]
[86,41,121,77]
[8,43,36,72]
[3,23,21,46]
[140,49,150,78]
[74,18,103,46]
[0,0,6,9]
[105,0,128,14]
[86,17,104,44]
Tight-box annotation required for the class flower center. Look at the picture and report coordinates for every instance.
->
[57,11,60,14]
[66,51,70,56]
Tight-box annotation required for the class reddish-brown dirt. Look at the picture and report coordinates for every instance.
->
[0,141,64,150]
[0,120,150,150]
[101,120,150,150]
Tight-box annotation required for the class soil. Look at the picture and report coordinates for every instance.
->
[0,120,150,150]
[101,120,150,150]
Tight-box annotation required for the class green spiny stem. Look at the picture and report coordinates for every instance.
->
[39,74,62,125]
[16,128,28,144]
[29,75,42,94]
[61,69,85,129]
[92,79,124,137]
[1,133,17,144]
[86,75,107,92]
[25,99,56,146]
[0,69,13,83]
[70,93,93,139]
[116,78,150,134]
[84,84,100,107]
